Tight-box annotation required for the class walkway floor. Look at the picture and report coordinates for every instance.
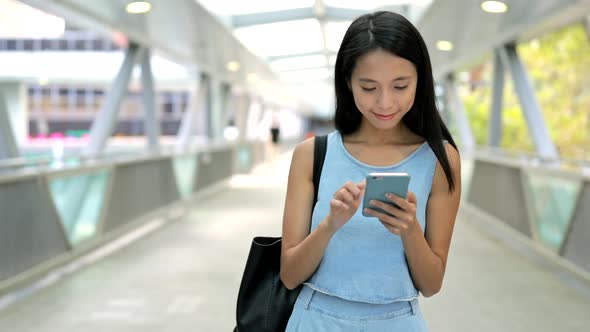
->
[0,150,589,331]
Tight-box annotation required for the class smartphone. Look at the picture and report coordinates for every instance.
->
[362,172,411,217]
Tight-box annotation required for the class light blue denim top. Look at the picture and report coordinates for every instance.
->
[304,131,438,304]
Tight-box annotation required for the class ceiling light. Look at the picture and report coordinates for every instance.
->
[38,77,49,86]
[226,61,240,72]
[126,2,152,14]
[481,1,508,13]
[436,40,453,51]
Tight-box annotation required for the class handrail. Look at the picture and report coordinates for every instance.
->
[467,146,590,180]
[461,145,590,169]
[0,139,251,174]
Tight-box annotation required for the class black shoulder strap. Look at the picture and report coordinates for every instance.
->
[312,135,328,207]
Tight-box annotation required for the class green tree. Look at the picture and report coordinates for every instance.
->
[458,23,590,160]
[519,24,590,159]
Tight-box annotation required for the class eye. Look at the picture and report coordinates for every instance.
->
[394,85,408,90]
[361,87,376,92]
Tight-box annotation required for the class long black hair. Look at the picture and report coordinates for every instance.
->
[334,11,458,192]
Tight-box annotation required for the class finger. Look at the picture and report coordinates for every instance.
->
[369,200,408,220]
[330,199,350,211]
[357,181,366,198]
[368,200,397,217]
[407,191,418,205]
[363,208,406,229]
[379,215,408,231]
[343,182,361,199]
[384,203,406,219]
[356,180,366,190]
[386,193,412,211]
[381,221,401,235]
[336,188,355,204]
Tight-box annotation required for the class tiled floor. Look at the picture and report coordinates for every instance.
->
[0,151,589,331]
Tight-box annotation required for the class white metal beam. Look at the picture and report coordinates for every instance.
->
[139,48,161,152]
[489,49,505,147]
[267,50,336,62]
[315,0,331,70]
[231,7,315,28]
[323,7,366,21]
[85,43,141,156]
[231,6,367,28]
[177,78,206,149]
[444,74,475,149]
[499,43,558,158]
[0,93,19,159]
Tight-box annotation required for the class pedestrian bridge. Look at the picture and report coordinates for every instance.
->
[0,142,588,331]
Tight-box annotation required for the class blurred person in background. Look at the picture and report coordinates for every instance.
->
[271,114,281,145]
[269,113,281,159]
[280,11,461,331]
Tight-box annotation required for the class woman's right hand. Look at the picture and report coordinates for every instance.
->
[326,180,366,231]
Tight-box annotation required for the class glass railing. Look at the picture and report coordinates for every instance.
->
[236,145,253,173]
[172,156,198,199]
[522,173,582,252]
[462,145,588,256]
[48,170,111,245]
[460,158,474,195]
[0,137,228,174]
[476,146,590,171]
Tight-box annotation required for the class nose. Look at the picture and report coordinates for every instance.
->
[377,89,394,110]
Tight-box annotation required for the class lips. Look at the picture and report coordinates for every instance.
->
[373,112,396,120]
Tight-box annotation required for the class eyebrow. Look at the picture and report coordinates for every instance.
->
[359,76,411,83]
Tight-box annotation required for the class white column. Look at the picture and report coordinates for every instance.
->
[140,48,160,151]
[234,93,251,141]
[85,43,141,156]
[208,78,225,140]
[499,43,558,158]
[443,74,475,149]
[0,82,28,147]
[489,49,505,147]
[177,77,208,149]
[0,91,20,159]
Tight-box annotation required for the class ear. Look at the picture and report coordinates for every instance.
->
[346,79,352,91]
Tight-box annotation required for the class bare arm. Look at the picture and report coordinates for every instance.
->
[402,144,461,297]
[363,143,461,297]
[279,138,336,290]
[280,137,365,290]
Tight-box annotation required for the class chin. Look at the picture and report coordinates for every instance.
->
[369,119,401,131]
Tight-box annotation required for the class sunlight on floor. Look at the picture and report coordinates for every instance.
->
[229,149,293,189]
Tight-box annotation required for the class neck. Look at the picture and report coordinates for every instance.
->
[351,120,411,145]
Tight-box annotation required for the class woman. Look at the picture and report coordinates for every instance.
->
[280,11,461,331]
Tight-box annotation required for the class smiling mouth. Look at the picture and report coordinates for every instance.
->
[373,112,396,120]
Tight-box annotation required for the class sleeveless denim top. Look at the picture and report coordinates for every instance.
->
[304,131,438,304]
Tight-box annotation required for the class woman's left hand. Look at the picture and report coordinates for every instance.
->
[363,191,420,236]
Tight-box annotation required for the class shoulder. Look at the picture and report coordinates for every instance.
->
[290,136,316,179]
[432,142,461,193]
[426,140,460,166]
[293,136,315,159]
[442,142,461,168]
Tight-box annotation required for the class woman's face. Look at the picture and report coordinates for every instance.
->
[349,48,418,131]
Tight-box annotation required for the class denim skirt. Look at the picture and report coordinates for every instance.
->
[285,286,429,332]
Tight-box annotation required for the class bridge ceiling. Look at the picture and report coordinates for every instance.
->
[19,0,279,84]
[16,0,590,116]
[417,0,590,78]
